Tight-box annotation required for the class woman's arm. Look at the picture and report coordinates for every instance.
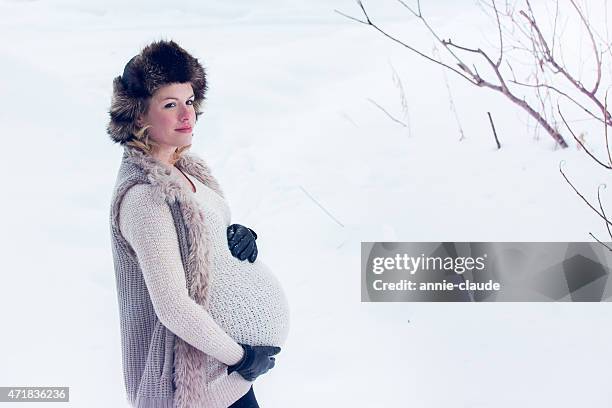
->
[119,184,244,366]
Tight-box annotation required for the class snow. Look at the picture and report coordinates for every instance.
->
[1,0,612,407]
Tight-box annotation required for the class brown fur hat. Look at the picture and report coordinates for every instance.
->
[107,40,207,144]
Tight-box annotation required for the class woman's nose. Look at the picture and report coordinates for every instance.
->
[179,106,193,121]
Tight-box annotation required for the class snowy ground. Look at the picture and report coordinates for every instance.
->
[2,0,612,407]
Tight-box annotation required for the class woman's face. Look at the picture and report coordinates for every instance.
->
[138,82,196,150]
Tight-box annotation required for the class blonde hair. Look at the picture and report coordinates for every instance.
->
[126,124,191,166]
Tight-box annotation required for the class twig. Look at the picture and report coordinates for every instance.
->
[389,60,413,136]
[559,161,612,226]
[509,79,606,125]
[299,186,345,228]
[569,0,602,95]
[338,0,569,147]
[605,88,612,166]
[340,111,359,128]
[558,105,612,169]
[521,1,612,125]
[334,2,478,84]
[588,232,612,252]
[487,112,501,149]
[491,0,504,68]
[597,184,612,241]
[433,45,465,140]
[367,98,408,128]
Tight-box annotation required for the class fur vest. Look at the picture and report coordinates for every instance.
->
[109,145,227,408]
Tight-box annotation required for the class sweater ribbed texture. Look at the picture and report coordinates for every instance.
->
[110,146,289,408]
[119,184,246,364]
[189,178,290,389]
[191,178,290,347]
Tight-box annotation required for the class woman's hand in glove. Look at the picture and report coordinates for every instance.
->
[227,344,281,381]
[227,224,258,263]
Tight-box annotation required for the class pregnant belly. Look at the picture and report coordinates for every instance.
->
[206,255,290,347]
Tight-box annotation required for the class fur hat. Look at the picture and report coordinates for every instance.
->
[107,40,207,144]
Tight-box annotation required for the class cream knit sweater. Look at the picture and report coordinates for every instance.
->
[119,173,290,407]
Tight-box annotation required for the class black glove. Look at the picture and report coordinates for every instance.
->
[227,224,258,263]
[227,344,281,381]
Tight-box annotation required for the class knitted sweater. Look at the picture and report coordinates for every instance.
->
[186,178,290,347]
[109,146,289,408]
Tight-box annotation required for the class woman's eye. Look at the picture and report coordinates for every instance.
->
[164,100,193,108]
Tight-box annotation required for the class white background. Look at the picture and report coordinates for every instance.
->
[1,0,612,406]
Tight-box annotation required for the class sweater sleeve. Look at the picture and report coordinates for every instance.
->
[119,183,244,367]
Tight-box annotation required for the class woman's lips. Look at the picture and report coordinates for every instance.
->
[175,127,192,133]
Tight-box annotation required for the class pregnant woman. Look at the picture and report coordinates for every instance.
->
[107,40,290,408]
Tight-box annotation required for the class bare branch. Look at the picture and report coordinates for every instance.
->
[605,88,612,166]
[509,79,607,125]
[589,232,612,251]
[443,40,508,90]
[299,186,344,228]
[433,45,465,141]
[342,0,572,146]
[335,2,478,84]
[520,1,612,124]
[569,0,602,95]
[506,60,518,82]
[367,98,408,128]
[487,112,502,148]
[551,0,559,55]
[598,184,612,241]
[333,8,369,25]
[559,161,612,226]
[396,0,420,17]
[396,0,479,78]
[389,59,412,136]
[491,0,504,67]
[558,105,612,169]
